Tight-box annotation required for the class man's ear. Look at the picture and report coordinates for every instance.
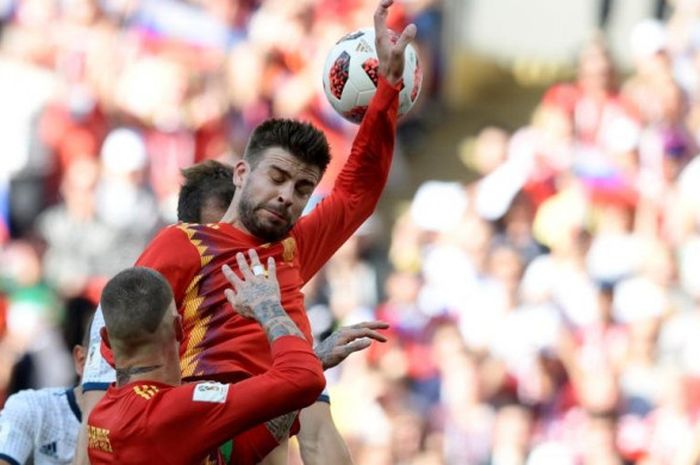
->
[73,345,87,378]
[100,327,111,349]
[233,159,249,189]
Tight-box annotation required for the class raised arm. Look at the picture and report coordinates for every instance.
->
[294,0,417,282]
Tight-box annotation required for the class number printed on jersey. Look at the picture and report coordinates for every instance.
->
[192,382,229,403]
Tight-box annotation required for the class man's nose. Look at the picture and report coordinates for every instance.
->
[277,183,294,206]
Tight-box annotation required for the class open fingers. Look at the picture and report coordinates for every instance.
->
[394,23,416,55]
[373,0,393,37]
[267,256,276,279]
[341,339,373,357]
[222,264,243,290]
[236,252,254,280]
[352,321,390,331]
[247,248,263,273]
[337,327,388,344]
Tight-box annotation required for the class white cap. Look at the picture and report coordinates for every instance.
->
[100,128,147,173]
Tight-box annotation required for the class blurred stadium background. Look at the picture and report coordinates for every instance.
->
[4,0,700,463]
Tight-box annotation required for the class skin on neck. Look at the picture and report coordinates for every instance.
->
[220,158,249,231]
[113,346,181,387]
[107,306,183,388]
[73,385,86,414]
[220,195,242,229]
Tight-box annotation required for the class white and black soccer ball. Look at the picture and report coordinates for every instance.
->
[322,27,422,124]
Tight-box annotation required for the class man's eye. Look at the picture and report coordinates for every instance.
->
[296,187,313,197]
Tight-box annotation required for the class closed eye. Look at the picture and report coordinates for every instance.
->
[296,184,314,197]
[269,167,287,184]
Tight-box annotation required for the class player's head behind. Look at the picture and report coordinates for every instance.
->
[233,118,331,242]
[99,267,180,361]
[178,160,235,224]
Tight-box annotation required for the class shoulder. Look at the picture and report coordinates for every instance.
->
[0,388,60,425]
[144,223,228,253]
[3,388,54,411]
[137,225,201,266]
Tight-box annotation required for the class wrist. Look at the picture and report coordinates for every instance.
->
[255,303,304,342]
[313,346,329,370]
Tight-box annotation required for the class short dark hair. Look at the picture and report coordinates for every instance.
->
[244,119,330,173]
[178,160,235,223]
[100,267,174,348]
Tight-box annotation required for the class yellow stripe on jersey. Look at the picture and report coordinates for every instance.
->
[177,225,216,378]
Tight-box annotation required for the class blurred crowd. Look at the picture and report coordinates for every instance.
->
[307,2,700,464]
[4,0,700,465]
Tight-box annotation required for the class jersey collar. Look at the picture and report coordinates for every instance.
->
[65,388,82,422]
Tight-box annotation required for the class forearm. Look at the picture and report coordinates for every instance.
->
[334,76,399,196]
[298,402,353,465]
[199,337,325,449]
[296,78,401,280]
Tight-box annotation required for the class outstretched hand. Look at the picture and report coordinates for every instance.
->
[374,0,416,84]
[222,249,280,320]
[315,321,390,370]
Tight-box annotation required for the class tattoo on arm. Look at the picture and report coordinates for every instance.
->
[115,365,162,386]
[255,301,305,342]
[265,411,298,443]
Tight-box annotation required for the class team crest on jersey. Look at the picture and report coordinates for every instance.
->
[193,382,229,403]
[133,385,159,400]
[281,237,296,262]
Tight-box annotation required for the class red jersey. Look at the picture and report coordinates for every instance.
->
[87,336,324,465]
[129,76,400,381]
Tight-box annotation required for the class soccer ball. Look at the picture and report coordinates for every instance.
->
[322,27,422,124]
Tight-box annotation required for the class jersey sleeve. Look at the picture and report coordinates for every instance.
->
[147,336,325,464]
[134,225,201,304]
[81,305,116,392]
[0,392,37,465]
[293,76,400,282]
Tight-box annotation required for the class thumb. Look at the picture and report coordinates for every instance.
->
[224,288,236,306]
